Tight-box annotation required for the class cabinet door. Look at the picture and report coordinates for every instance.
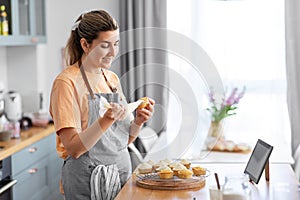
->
[12,157,50,200]
[32,0,46,36]
[18,0,30,36]
[0,0,46,45]
[12,134,50,176]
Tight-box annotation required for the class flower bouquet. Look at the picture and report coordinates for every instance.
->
[205,86,247,152]
[206,86,246,138]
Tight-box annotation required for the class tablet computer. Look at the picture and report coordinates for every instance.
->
[244,139,273,184]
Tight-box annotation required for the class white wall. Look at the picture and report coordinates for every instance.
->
[0,48,7,89]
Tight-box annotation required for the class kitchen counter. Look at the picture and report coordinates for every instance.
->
[115,164,299,200]
[0,124,55,160]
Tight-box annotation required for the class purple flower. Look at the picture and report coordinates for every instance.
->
[233,87,246,104]
[225,88,238,106]
[207,86,246,123]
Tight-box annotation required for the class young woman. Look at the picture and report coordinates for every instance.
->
[49,10,154,200]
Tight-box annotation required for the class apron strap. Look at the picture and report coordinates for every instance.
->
[101,69,117,93]
[80,65,96,99]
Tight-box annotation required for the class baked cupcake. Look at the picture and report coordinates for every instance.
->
[156,165,171,172]
[138,97,150,109]
[172,164,187,176]
[146,160,155,167]
[168,162,179,170]
[180,159,191,169]
[138,162,153,174]
[158,169,174,179]
[162,158,172,165]
[177,169,193,179]
[153,160,168,171]
[192,166,206,176]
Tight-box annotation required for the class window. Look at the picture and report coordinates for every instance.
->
[165,0,290,159]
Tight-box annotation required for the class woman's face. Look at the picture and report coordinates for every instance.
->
[85,30,120,69]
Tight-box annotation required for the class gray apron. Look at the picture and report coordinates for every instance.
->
[62,67,132,200]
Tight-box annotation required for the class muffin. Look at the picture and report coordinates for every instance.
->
[192,166,206,176]
[138,162,153,174]
[162,158,172,165]
[146,160,155,167]
[153,160,168,171]
[168,162,179,170]
[158,169,174,179]
[138,97,150,109]
[156,165,172,172]
[177,169,193,179]
[172,164,187,176]
[180,159,191,169]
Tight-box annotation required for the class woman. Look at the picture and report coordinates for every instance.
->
[49,10,154,200]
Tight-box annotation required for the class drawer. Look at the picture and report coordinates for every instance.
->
[13,157,50,200]
[12,134,53,176]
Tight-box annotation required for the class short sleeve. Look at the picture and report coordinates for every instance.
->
[49,78,81,133]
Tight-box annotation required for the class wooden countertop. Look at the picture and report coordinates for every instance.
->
[0,124,55,160]
[115,163,300,200]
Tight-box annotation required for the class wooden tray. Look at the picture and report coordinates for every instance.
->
[136,174,206,190]
[209,148,252,154]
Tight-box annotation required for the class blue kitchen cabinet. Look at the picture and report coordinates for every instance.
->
[0,0,46,46]
[11,133,63,200]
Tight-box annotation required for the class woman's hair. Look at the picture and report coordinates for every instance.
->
[65,10,118,66]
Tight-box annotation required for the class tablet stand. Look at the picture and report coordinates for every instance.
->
[244,139,273,184]
[265,160,270,181]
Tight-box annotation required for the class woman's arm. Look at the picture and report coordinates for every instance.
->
[128,98,155,144]
[58,103,126,159]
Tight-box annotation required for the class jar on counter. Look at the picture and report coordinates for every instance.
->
[222,174,251,200]
[4,120,20,138]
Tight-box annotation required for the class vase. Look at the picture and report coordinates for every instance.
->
[207,121,223,139]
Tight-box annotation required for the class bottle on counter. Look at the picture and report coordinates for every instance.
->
[11,120,20,138]
[0,5,9,36]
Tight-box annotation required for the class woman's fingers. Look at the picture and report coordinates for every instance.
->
[110,103,126,121]
[148,98,155,106]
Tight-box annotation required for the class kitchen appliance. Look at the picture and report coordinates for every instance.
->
[0,157,17,200]
[0,83,4,118]
[22,91,45,113]
[4,91,22,121]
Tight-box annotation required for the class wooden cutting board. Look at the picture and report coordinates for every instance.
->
[136,175,205,190]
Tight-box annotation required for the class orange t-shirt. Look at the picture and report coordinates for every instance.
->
[49,65,121,160]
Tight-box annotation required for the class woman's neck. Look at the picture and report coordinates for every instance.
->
[80,55,102,74]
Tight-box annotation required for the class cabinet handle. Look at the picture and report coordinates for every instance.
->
[28,168,38,174]
[28,147,37,153]
[31,37,39,43]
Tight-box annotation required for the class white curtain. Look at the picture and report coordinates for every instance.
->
[115,0,168,135]
[285,0,300,155]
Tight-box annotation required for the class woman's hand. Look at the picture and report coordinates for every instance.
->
[134,98,155,126]
[103,103,126,121]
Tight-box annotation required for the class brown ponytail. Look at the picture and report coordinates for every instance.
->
[65,10,118,66]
